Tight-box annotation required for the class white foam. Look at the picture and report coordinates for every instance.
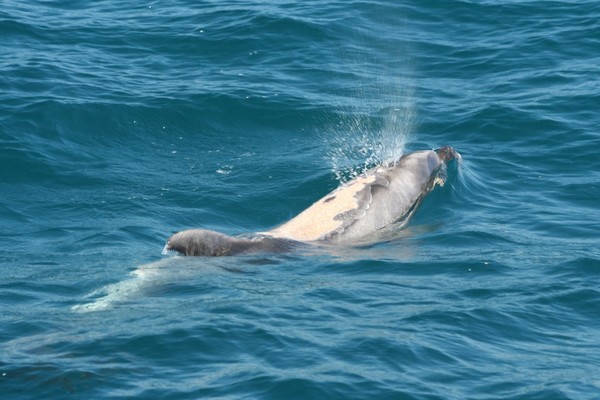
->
[72,258,175,313]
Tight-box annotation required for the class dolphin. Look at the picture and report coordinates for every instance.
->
[165,146,458,256]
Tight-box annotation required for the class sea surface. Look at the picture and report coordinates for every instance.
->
[1,1,599,399]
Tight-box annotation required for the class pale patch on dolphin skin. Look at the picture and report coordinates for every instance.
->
[165,147,458,256]
[266,174,388,242]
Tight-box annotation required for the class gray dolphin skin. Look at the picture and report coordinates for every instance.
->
[165,146,458,256]
[164,229,295,257]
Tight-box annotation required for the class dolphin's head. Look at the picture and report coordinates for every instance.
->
[164,229,240,256]
[435,146,459,163]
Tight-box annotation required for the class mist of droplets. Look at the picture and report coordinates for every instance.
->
[324,86,416,183]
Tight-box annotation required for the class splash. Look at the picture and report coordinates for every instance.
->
[322,52,417,182]
[324,92,416,182]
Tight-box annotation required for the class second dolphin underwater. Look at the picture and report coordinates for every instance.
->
[165,146,459,256]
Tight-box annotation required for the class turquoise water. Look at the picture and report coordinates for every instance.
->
[2,0,600,398]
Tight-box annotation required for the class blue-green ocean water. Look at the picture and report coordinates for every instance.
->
[2,0,600,398]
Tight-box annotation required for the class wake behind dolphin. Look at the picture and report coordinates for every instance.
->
[166,146,459,256]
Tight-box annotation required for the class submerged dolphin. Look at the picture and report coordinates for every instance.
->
[165,146,458,256]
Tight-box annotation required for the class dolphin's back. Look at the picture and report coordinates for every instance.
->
[267,150,445,242]
[339,150,443,241]
[265,173,386,242]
